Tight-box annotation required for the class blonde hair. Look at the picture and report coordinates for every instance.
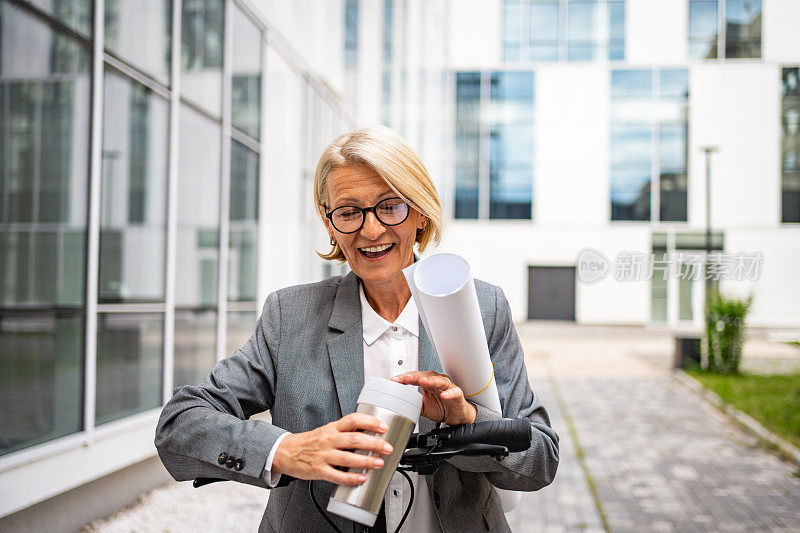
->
[313,125,443,262]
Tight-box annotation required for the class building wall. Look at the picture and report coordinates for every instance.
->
[443,0,800,329]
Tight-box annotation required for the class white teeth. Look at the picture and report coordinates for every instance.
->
[361,244,393,253]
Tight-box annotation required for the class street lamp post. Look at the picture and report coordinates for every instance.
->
[700,146,718,307]
[700,146,718,369]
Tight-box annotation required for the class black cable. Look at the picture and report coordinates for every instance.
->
[309,479,344,533]
[394,469,415,533]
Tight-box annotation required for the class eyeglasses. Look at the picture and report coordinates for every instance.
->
[325,197,410,234]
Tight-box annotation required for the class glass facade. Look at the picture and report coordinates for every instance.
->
[610,69,689,222]
[0,0,353,460]
[455,71,534,220]
[0,1,90,456]
[503,0,626,62]
[783,67,800,223]
[689,0,761,60]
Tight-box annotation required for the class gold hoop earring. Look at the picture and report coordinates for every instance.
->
[330,237,336,246]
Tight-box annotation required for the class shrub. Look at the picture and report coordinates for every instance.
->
[704,293,753,374]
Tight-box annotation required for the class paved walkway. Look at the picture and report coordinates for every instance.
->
[84,323,800,532]
[511,322,800,532]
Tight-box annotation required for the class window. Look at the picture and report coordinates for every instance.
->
[100,70,169,303]
[176,104,221,308]
[503,0,625,62]
[104,0,172,85]
[0,1,90,456]
[610,69,689,222]
[688,0,761,60]
[96,313,163,425]
[782,68,800,223]
[228,140,259,302]
[345,0,358,68]
[382,0,394,125]
[455,71,535,220]
[231,5,262,140]
[181,0,224,115]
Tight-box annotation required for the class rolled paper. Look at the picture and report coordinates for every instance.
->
[403,253,522,512]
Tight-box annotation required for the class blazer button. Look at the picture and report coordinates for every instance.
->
[234,458,245,471]
[217,452,228,465]
[225,457,236,469]
[433,492,441,508]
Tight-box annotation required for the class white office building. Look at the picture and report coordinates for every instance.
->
[439,0,800,330]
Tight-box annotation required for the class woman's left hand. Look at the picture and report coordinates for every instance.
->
[391,371,477,425]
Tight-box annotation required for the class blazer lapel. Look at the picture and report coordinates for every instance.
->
[327,272,365,417]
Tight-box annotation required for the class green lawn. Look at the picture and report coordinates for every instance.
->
[686,370,800,449]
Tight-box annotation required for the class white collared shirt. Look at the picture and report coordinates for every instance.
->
[359,284,440,533]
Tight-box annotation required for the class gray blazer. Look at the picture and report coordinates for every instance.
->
[155,271,559,532]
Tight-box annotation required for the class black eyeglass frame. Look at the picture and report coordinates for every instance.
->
[325,196,411,234]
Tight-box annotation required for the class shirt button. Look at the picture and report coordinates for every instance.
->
[397,359,403,365]
[393,489,399,497]
[391,325,398,332]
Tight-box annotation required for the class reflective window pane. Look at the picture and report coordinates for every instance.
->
[725,0,761,58]
[226,310,256,359]
[490,72,534,219]
[530,0,558,60]
[174,309,217,387]
[27,0,91,36]
[455,169,479,219]
[0,2,90,306]
[608,0,625,61]
[345,0,358,67]
[177,104,221,307]
[100,71,169,302]
[96,313,163,425]
[782,68,800,223]
[567,1,597,60]
[689,0,719,59]
[650,250,667,322]
[181,0,224,116]
[610,168,651,221]
[530,2,558,40]
[229,141,259,302]
[490,167,533,219]
[659,69,689,98]
[455,72,481,219]
[0,312,83,456]
[608,2,625,39]
[611,70,652,97]
[232,5,262,140]
[659,124,687,169]
[611,126,653,165]
[503,0,523,61]
[104,0,172,84]
[660,171,688,221]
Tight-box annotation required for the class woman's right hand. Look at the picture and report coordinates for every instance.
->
[271,412,393,486]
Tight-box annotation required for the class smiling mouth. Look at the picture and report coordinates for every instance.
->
[358,243,395,259]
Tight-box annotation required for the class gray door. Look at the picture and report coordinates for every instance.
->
[528,266,576,320]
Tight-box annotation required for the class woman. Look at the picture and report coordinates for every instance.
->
[155,126,559,532]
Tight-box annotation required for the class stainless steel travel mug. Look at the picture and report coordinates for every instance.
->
[326,377,422,527]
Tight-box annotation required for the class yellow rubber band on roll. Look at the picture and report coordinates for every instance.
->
[464,363,494,398]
